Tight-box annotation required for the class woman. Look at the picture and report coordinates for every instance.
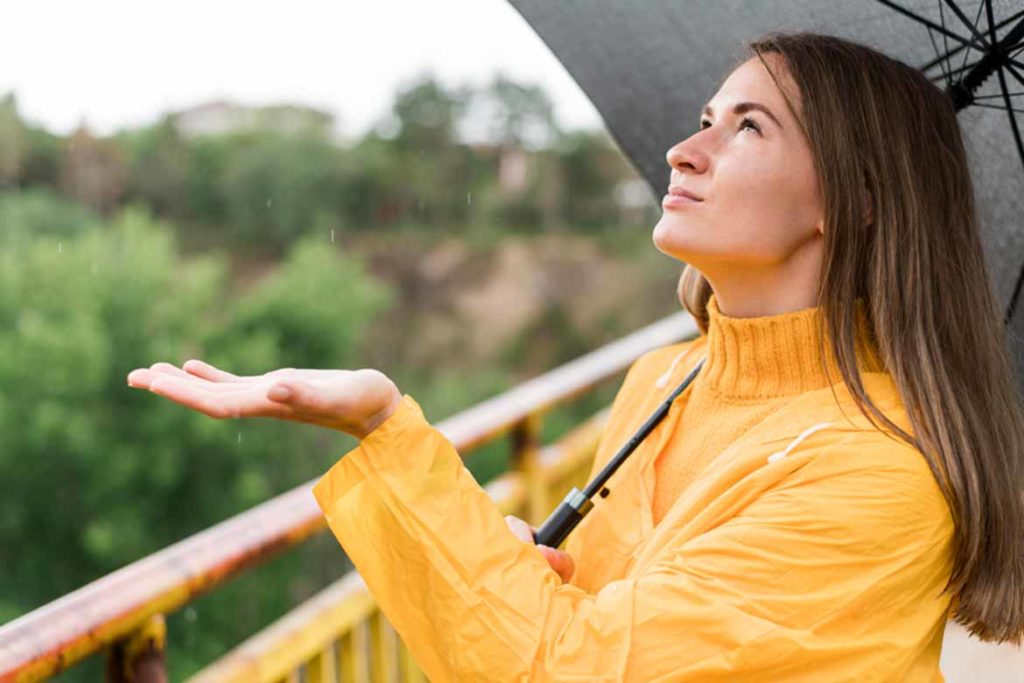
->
[128,32,1024,680]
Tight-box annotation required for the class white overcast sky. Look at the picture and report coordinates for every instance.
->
[1,0,604,140]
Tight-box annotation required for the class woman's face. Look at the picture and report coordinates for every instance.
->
[653,55,824,277]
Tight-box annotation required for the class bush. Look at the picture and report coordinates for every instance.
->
[0,197,394,677]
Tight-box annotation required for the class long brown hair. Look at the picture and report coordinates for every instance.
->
[678,32,1024,644]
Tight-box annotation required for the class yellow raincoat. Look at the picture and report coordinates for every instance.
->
[313,302,955,682]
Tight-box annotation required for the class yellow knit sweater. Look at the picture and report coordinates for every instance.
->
[651,293,886,525]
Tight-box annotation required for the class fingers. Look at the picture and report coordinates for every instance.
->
[150,362,194,379]
[537,545,575,583]
[127,361,216,389]
[504,516,574,582]
[504,515,534,543]
[147,374,238,419]
[183,359,242,382]
[127,368,154,388]
[127,366,184,389]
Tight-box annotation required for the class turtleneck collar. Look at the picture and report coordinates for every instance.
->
[694,293,884,400]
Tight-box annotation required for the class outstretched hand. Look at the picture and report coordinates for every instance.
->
[126,360,402,440]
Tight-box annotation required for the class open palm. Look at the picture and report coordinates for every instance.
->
[126,359,401,439]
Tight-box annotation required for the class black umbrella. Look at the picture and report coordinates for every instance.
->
[509,1,1024,547]
[508,0,1024,385]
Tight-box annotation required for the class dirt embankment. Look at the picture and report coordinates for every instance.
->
[348,232,684,376]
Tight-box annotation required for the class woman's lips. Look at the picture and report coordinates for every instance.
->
[662,193,703,209]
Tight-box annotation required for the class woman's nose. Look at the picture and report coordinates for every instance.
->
[666,138,707,174]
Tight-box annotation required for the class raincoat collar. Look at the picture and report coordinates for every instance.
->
[696,293,884,400]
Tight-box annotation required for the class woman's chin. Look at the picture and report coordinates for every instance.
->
[652,219,703,261]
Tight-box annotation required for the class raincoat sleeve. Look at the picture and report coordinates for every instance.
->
[312,394,953,682]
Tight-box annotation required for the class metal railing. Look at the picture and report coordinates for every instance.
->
[0,310,699,682]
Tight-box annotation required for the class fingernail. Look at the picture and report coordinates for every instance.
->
[269,385,291,401]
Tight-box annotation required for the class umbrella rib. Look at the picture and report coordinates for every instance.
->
[918,8,1024,73]
[995,70,1024,323]
[1007,56,1024,75]
[927,23,955,88]
[873,0,976,50]
[928,57,985,82]
[969,101,1024,113]
[957,0,989,78]
[984,0,1024,324]
[940,0,956,87]
[973,91,1024,100]
[942,0,993,51]
[1002,61,1024,91]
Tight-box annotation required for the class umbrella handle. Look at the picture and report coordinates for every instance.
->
[530,356,705,549]
[531,487,593,548]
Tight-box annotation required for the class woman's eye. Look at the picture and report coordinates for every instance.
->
[698,117,760,134]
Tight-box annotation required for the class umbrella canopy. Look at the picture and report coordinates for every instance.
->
[508,0,1024,387]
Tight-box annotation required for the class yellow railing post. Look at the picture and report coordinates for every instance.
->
[304,641,337,683]
[512,412,547,526]
[370,610,399,682]
[399,640,426,682]
[105,613,167,683]
[337,622,371,682]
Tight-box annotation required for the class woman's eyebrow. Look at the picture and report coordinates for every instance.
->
[702,101,783,130]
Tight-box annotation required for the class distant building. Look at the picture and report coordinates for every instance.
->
[465,142,531,196]
[498,147,529,195]
[171,100,336,139]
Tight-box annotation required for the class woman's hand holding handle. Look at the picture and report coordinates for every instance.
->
[504,515,575,583]
[126,359,402,440]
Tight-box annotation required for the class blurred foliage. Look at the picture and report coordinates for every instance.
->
[0,72,653,249]
[0,193,393,676]
[0,69,671,680]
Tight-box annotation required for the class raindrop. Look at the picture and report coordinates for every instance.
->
[266,198,273,209]
[467,192,472,205]
[185,607,198,622]
[237,432,242,443]
[330,229,335,243]
[58,241,62,254]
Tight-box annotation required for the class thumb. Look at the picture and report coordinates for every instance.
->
[268,383,296,402]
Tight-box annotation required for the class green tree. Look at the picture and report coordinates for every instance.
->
[221,130,348,250]
[116,115,190,222]
[387,74,469,153]
[183,133,235,231]
[0,186,99,247]
[0,93,21,188]
[57,125,128,216]
[0,194,394,678]
[477,72,559,150]
[19,125,62,189]
[555,130,629,230]
[376,75,477,230]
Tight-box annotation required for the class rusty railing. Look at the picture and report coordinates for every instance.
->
[0,311,698,682]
